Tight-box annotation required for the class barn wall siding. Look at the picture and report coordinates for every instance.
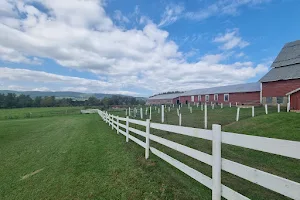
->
[290,91,300,110]
[262,79,300,97]
[179,92,260,105]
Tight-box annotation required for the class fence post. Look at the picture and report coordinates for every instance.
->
[117,116,119,134]
[212,124,222,200]
[145,119,150,159]
[212,103,214,110]
[229,102,232,107]
[106,112,109,123]
[140,107,143,119]
[161,105,164,123]
[111,115,114,130]
[236,102,238,107]
[109,114,111,126]
[158,108,160,113]
[146,107,148,115]
[221,103,223,109]
[168,106,171,112]
[201,104,203,111]
[150,106,152,120]
[129,107,131,117]
[204,103,207,129]
[252,106,255,117]
[197,103,199,108]
[236,107,240,121]
[190,107,192,113]
[287,102,290,112]
[277,104,280,113]
[126,116,129,142]
[265,104,268,114]
[125,109,127,116]
[179,113,182,126]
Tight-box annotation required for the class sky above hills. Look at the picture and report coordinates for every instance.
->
[0,0,299,97]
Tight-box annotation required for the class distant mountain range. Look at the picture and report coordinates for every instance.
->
[0,90,147,101]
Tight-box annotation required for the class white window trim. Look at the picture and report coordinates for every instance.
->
[224,94,229,102]
[214,94,218,101]
[205,95,209,102]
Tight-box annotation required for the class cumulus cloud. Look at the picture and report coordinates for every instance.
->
[0,67,138,95]
[0,0,268,96]
[213,29,249,50]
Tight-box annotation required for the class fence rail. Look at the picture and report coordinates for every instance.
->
[96,110,300,200]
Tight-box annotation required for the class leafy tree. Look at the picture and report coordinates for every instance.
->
[33,96,42,107]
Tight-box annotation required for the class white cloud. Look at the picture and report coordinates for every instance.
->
[0,0,268,96]
[213,29,249,50]
[186,0,272,21]
[236,52,245,58]
[113,10,130,24]
[158,4,185,27]
[0,45,42,64]
[0,67,139,95]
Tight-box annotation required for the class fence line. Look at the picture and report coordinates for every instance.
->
[96,110,300,200]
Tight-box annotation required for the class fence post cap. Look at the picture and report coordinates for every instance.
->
[212,124,221,129]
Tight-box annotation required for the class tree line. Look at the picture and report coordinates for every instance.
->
[0,93,145,109]
[149,91,184,98]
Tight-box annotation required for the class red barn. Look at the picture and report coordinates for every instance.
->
[286,88,300,111]
[146,93,181,105]
[260,40,300,111]
[179,83,260,105]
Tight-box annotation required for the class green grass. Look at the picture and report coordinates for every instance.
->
[0,113,213,200]
[0,107,83,120]
[110,105,282,129]
[1,106,299,200]
[109,105,300,199]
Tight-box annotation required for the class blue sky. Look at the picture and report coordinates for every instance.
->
[0,0,299,96]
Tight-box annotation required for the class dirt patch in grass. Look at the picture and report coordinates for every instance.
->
[137,156,156,167]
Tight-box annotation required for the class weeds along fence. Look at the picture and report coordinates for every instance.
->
[97,110,300,200]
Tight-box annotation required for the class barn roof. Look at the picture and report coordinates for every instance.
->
[260,63,300,82]
[260,40,300,82]
[148,93,182,100]
[271,40,300,68]
[181,82,260,96]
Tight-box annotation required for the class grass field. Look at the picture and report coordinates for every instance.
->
[1,106,299,200]
[109,105,300,199]
[0,112,213,200]
[109,104,282,129]
[0,107,83,120]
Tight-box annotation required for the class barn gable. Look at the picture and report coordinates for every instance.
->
[260,40,300,82]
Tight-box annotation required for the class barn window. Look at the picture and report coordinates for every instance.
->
[214,94,218,101]
[205,95,209,102]
[224,94,229,102]
[191,96,194,102]
[277,97,283,104]
[266,97,272,104]
[198,95,201,101]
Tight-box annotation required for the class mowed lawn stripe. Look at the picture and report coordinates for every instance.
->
[0,114,211,200]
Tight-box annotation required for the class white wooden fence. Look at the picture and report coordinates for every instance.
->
[97,110,300,200]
